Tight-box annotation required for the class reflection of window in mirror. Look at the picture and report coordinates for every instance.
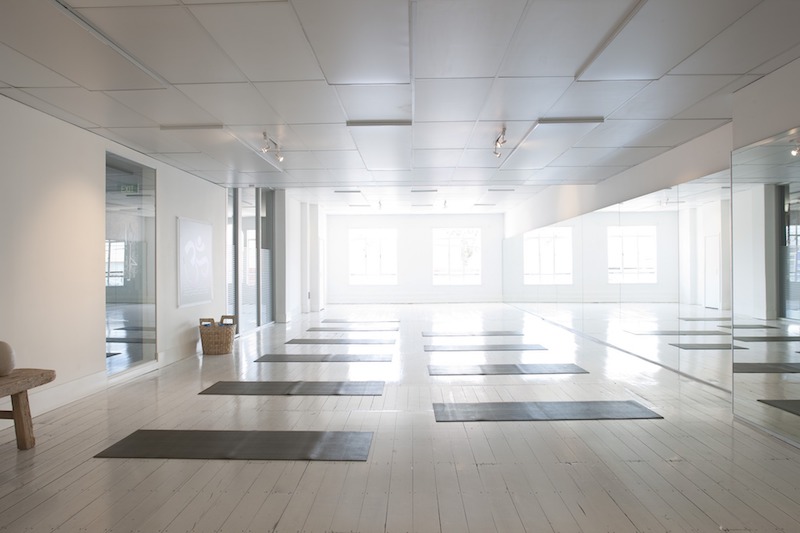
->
[432,228,481,285]
[523,227,572,285]
[607,226,657,284]
[348,228,398,285]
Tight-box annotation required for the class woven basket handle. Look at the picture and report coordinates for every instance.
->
[219,315,236,325]
[199,317,215,327]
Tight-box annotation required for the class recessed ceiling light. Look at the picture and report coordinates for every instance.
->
[488,188,515,192]
[411,189,438,193]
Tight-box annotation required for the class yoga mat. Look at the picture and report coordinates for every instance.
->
[308,326,399,332]
[422,331,524,337]
[734,336,800,342]
[199,381,384,396]
[678,317,731,322]
[287,338,395,345]
[322,319,399,324]
[424,343,546,352]
[734,363,800,373]
[106,338,156,344]
[718,324,779,329]
[95,430,373,461]
[432,400,662,422]
[255,354,392,363]
[115,326,156,332]
[757,399,800,417]
[627,330,729,335]
[669,343,747,350]
[427,363,587,375]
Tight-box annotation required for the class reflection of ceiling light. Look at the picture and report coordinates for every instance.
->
[493,127,507,158]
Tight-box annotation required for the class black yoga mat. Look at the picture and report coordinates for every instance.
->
[115,326,156,332]
[427,363,587,376]
[669,343,747,350]
[106,338,156,344]
[718,324,779,329]
[255,354,392,363]
[422,331,524,337]
[627,330,729,335]
[308,326,399,332]
[734,336,800,342]
[424,343,546,352]
[734,362,800,373]
[432,400,662,422]
[106,352,120,358]
[322,319,399,323]
[678,317,731,322]
[199,381,384,396]
[287,338,395,345]
[757,399,800,417]
[95,430,373,461]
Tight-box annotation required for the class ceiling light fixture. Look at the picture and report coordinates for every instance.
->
[493,126,507,158]
[261,132,285,162]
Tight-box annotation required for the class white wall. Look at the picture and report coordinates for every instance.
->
[503,210,680,303]
[274,190,303,322]
[327,214,504,304]
[0,96,227,418]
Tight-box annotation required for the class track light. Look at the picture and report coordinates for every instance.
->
[261,132,284,161]
[792,144,799,157]
[493,127,507,158]
[260,131,270,154]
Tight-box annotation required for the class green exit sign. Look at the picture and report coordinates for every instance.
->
[121,184,139,193]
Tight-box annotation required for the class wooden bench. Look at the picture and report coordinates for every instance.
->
[0,369,56,450]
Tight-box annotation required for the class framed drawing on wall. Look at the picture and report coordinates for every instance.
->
[178,217,213,307]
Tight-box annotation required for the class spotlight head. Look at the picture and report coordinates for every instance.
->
[277,154,285,162]
[792,147,799,157]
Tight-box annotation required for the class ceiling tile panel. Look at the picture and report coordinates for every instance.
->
[609,75,737,119]
[190,2,324,82]
[0,43,77,88]
[413,122,475,149]
[226,125,304,151]
[106,87,219,126]
[349,124,412,170]
[23,87,155,127]
[550,146,668,167]
[671,0,800,76]
[77,5,246,84]
[277,152,325,170]
[479,77,573,121]
[158,152,231,171]
[415,0,526,78]
[336,85,412,122]
[327,168,372,181]
[415,78,493,122]
[0,88,97,128]
[501,0,636,77]
[289,124,357,151]
[574,119,663,147]
[750,42,800,75]
[414,149,463,168]
[69,0,178,6]
[546,80,649,118]
[459,150,504,169]
[467,121,534,150]
[292,0,409,84]
[579,0,760,80]
[254,81,346,124]
[315,151,366,169]
[106,127,201,153]
[0,0,163,90]
[502,121,602,170]
[527,166,627,185]
[451,168,502,182]
[175,83,283,126]
[634,119,730,147]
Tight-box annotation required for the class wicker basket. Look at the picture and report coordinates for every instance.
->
[198,315,236,355]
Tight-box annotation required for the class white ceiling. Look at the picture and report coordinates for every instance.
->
[1,0,798,214]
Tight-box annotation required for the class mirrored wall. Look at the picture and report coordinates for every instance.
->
[507,177,733,390]
[105,154,156,374]
[732,127,800,444]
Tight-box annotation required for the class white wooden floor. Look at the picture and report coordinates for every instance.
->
[2,303,800,532]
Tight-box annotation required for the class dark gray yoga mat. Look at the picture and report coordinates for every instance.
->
[95,430,373,461]
[422,331,524,337]
[115,326,156,332]
[628,330,729,335]
[424,343,546,352]
[718,324,779,329]
[428,364,587,375]
[255,354,393,363]
[287,338,395,345]
[669,343,748,350]
[432,400,662,422]
[734,363,800,373]
[679,317,731,322]
[199,381,384,396]
[309,326,399,332]
[322,319,399,323]
[734,336,800,342]
[757,399,800,417]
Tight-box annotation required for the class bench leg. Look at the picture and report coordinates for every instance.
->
[11,391,35,450]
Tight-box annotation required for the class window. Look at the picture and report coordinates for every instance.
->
[432,228,481,285]
[349,228,397,285]
[524,227,572,285]
[608,226,657,283]
[104,240,126,287]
